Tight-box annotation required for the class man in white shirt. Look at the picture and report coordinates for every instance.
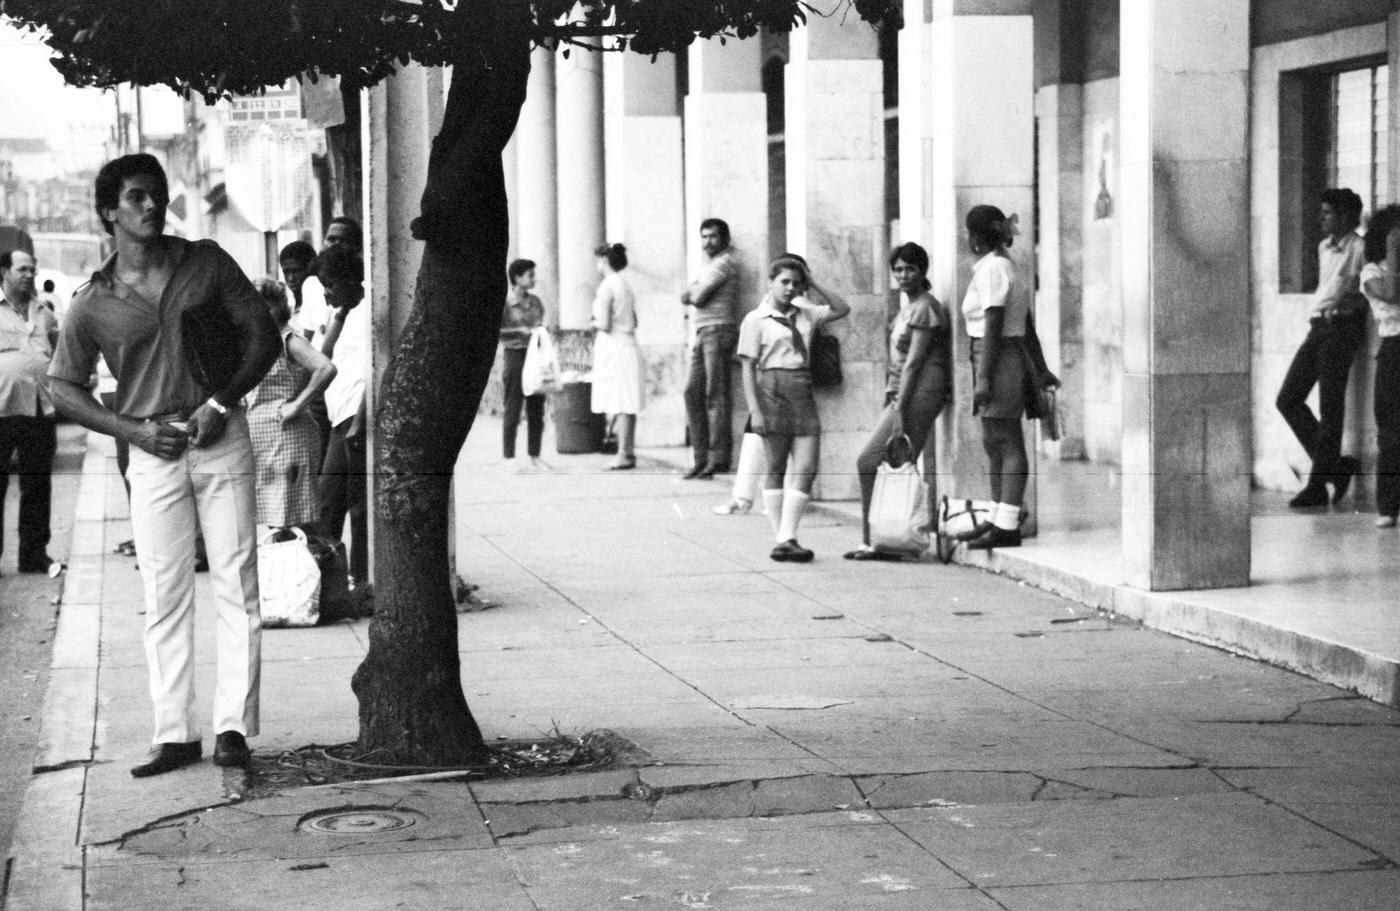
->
[294,218,360,461]
[0,250,59,574]
[315,245,369,585]
[1276,188,1368,508]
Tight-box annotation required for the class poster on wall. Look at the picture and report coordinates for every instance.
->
[1093,121,1114,221]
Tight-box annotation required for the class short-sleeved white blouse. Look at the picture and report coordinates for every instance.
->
[737,295,834,370]
[961,253,1028,339]
[1362,261,1400,339]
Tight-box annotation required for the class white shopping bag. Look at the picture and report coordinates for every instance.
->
[521,326,562,396]
[937,495,998,541]
[869,436,930,555]
[257,527,321,628]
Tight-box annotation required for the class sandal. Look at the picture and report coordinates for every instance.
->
[607,457,637,471]
[843,547,906,562]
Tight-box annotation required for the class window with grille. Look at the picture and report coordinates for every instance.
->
[1330,64,1389,216]
[1278,59,1389,293]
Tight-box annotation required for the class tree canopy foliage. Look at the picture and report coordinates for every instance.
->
[3,1,898,100]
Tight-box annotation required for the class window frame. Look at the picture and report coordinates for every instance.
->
[1277,54,1386,294]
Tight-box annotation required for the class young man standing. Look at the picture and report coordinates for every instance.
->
[1276,188,1368,507]
[48,154,281,777]
[681,217,740,479]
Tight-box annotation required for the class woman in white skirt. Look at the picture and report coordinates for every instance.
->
[591,243,643,470]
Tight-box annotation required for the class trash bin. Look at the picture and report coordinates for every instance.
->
[553,381,605,454]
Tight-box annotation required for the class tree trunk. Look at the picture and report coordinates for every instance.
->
[350,24,531,766]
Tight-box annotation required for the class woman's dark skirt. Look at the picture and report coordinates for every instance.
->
[969,336,1029,419]
[756,368,821,436]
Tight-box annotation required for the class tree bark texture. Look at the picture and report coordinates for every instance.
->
[350,27,531,766]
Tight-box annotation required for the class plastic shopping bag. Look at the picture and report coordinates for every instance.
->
[934,495,999,563]
[868,436,930,556]
[257,527,321,628]
[521,326,562,396]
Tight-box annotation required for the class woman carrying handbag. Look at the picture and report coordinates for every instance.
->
[954,205,1058,550]
[845,243,951,560]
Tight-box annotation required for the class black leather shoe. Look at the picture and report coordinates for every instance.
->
[1288,481,1330,508]
[967,526,1022,550]
[951,520,995,542]
[131,741,202,777]
[18,554,53,574]
[770,539,814,563]
[1331,457,1361,503]
[213,731,252,768]
[705,462,731,475]
[682,465,707,480]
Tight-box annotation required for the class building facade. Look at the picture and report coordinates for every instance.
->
[361,0,1400,593]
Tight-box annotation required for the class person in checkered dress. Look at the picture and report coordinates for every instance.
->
[246,279,337,529]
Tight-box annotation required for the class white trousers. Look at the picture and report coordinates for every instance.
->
[127,411,261,745]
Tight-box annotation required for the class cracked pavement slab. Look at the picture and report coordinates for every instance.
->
[20,427,1400,910]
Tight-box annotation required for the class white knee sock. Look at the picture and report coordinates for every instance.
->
[993,502,1020,531]
[778,489,810,542]
[762,490,784,537]
[734,434,765,503]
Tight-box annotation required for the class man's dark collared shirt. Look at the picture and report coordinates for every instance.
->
[49,237,263,419]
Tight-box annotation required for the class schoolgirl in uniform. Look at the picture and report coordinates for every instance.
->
[737,256,850,561]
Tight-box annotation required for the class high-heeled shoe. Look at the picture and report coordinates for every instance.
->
[1288,480,1330,508]
[1330,456,1360,503]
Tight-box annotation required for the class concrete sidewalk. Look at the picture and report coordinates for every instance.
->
[6,422,1400,910]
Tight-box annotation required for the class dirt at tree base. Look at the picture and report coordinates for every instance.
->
[242,729,653,798]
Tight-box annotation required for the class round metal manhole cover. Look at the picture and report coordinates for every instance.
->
[299,807,426,835]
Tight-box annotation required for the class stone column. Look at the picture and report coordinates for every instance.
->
[362,63,443,585]
[685,36,769,325]
[927,3,1037,520]
[516,46,561,325]
[1119,0,1251,590]
[503,133,519,262]
[556,40,606,330]
[684,36,769,465]
[786,13,887,500]
[1034,1,1086,461]
[604,51,688,445]
[898,0,934,248]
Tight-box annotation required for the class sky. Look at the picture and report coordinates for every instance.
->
[0,20,184,174]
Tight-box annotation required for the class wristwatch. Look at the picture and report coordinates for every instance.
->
[206,397,229,416]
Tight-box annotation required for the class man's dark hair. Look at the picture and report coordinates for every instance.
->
[508,258,536,284]
[254,278,292,325]
[699,218,731,247]
[327,215,363,250]
[317,245,364,286]
[1364,205,1400,263]
[1321,188,1364,232]
[94,153,168,236]
[0,250,15,272]
[279,240,316,265]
